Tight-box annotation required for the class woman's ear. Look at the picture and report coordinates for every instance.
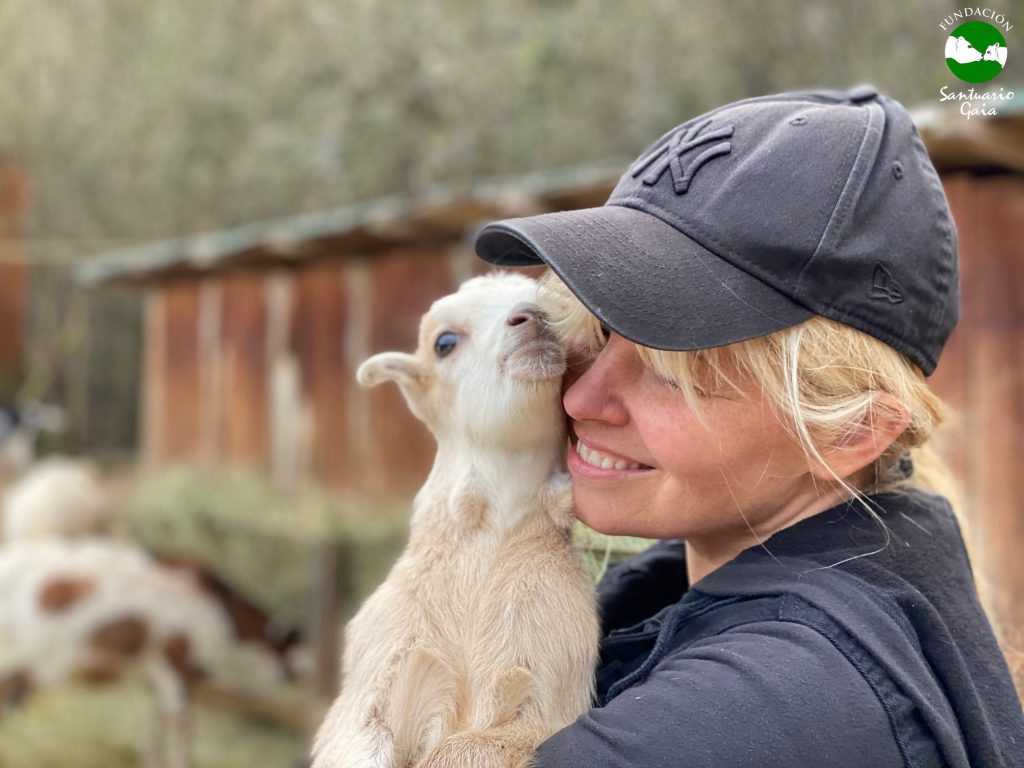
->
[357,352,423,389]
[810,393,911,482]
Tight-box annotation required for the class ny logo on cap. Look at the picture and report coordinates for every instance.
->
[630,118,734,194]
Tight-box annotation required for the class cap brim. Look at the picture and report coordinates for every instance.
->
[474,205,815,351]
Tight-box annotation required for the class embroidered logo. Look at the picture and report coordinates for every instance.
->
[870,262,904,304]
[630,118,734,194]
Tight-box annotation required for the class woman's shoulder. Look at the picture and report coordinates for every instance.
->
[536,614,915,767]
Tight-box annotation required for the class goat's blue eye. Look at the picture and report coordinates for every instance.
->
[434,331,459,358]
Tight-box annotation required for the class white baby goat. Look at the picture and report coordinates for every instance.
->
[311,273,599,768]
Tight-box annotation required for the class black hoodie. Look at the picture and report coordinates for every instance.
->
[534,490,1024,767]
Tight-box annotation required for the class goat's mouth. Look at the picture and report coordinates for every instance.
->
[505,341,566,382]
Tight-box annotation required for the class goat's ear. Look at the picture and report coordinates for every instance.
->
[357,352,424,389]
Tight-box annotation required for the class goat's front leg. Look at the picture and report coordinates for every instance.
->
[310,704,398,768]
[312,641,448,768]
[416,721,544,768]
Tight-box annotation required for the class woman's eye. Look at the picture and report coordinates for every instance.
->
[598,323,611,341]
[434,331,459,358]
[654,372,682,392]
[654,371,708,397]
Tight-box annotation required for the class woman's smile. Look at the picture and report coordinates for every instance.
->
[560,333,842,564]
[567,433,656,479]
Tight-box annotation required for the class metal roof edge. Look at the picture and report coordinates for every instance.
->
[75,159,626,287]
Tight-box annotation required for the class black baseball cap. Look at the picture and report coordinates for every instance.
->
[474,86,959,376]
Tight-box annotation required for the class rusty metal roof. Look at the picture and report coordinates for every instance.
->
[75,160,624,286]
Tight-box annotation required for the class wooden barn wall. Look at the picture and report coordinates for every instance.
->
[287,260,352,491]
[143,244,501,498]
[360,247,456,494]
[932,173,1024,657]
[219,272,268,467]
[146,280,201,465]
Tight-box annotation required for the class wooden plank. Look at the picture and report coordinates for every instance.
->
[0,158,28,395]
[0,264,24,380]
[266,271,313,489]
[343,258,372,494]
[362,247,455,497]
[159,280,202,463]
[289,261,352,490]
[141,289,165,468]
[197,279,223,469]
[219,271,269,468]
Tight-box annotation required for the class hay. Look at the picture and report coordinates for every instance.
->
[0,672,309,768]
[572,521,657,583]
[122,466,659,624]
[123,467,409,626]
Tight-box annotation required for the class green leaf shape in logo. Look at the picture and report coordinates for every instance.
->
[945,21,1008,83]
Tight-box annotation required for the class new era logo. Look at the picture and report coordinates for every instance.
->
[870,262,904,304]
[630,118,734,194]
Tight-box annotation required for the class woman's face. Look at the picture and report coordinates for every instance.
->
[563,332,838,550]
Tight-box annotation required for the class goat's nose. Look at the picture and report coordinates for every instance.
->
[507,302,541,327]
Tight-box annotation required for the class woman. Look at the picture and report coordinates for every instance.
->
[475,87,1024,767]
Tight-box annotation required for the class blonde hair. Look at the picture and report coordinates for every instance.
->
[538,269,1019,682]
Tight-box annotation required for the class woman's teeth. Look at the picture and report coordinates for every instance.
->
[575,439,642,471]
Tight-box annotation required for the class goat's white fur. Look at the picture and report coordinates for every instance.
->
[311,273,599,768]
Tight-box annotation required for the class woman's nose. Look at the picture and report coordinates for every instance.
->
[562,336,631,426]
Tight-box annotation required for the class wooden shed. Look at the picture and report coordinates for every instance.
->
[78,108,1024,670]
[77,162,622,500]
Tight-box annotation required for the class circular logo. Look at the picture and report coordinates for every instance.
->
[945,21,1008,83]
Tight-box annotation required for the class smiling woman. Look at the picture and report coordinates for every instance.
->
[540,269,948,585]
[473,87,1024,768]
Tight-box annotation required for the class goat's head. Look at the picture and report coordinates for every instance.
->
[357,273,566,450]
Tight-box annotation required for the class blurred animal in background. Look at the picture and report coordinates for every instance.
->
[311,273,599,768]
[0,538,237,768]
[157,554,306,680]
[0,456,301,767]
[0,402,67,476]
[2,455,111,542]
